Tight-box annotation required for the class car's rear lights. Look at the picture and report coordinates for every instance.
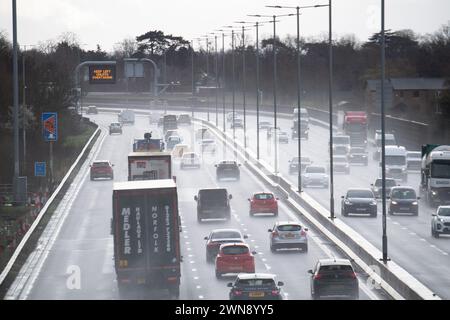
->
[300,230,307,236]
[348,272,357,279]
[167,277,178,282]
[272,231,279,237]
[314,274,322,280]
[233,290,243,296]
[271,290,279,295]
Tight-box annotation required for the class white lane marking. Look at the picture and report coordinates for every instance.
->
[187,248,192,251]
[264,264,272,270]
[189,261,195,264]
[262,258,267,262]
[194,276,199,280]
[199,295,204,299]
[420,238,427,242]
[409,232,416,236]
[196,285,202,289]
[192,268,197,272]
[392,222,399,225]
[185,242,190,245]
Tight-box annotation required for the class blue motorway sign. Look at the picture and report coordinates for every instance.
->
[34,162,46,177]
[42,112,58,141]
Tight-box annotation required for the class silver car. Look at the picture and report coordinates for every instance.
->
[268,221,308,252]
[431,206,450,238]
[301,165,329,188]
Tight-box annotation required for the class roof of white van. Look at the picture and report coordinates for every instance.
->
[114,179,176,191]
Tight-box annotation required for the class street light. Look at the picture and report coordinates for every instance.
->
[215,29,228,133]
[267,4,328,193]
[380,0,389,263]
[209,32,220,127]
[248,13,294,174]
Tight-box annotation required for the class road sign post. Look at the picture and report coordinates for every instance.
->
[42,112,57,187]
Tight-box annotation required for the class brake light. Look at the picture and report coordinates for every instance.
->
[271,290,279,295]
[272,231,279,237]
[233,290,243,296]
[314,274,322,280]
[348,272,357,279]
[300,230,307,236]
[167,277,178,282]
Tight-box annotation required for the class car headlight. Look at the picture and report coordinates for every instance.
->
[344,200,352,205]
[391,201,398,205]
[432,191,437,196]
[438,217,444,222]
[412,201,418,206]
[374,188,379,192]
[401,168,406,172]
[362,155,367,158]
[370,201,377,206]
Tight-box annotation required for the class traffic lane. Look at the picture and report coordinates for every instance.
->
[215,112,450,298]
[174,123,374,300]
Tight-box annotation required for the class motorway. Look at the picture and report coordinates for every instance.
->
[4,111,385,300]
[197,107,450,299]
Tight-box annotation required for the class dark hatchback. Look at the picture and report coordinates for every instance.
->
[216,160,241,181]
[341,188,377,217]
[309,259,359,300]
[228,273,284,300]
[195,188,232,222]
[388,186,420,216]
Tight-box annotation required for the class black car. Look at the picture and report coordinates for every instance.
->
[195,188,232,222]
[349,147,368,166]
[288,157,312,174]
[341,188,377,217]
[204,229,247,263]
[109,122,123,135]
[86,106,98,114]
[291,119,309,139]
[308,259,359,300]
[216,160,241,181]
[230,118,243,129]
[370,178,398,199]
[228,273,284,300]
[388,187,420,216]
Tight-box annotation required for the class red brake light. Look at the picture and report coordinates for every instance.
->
[349,272,357,279]
[271,290,279,295]
[314,274,322,280]
[234,290,242,295]
[300,230,306,236]
[272,231,279,237]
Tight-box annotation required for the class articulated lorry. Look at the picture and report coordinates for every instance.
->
[421,144,450,206]
[112,179,181,298]
[343,111,368,147]
[128,152,172,181]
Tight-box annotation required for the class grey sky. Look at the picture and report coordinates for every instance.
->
[0,0,449,52]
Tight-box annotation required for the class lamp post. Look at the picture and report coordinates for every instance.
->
[215,30,227,133]
[266,3,328,192]
[12,0,20,201]
[327,0,335,220]
[191,40,195,117]
[248,14,293,174]
[380,0,389,263]
[223,26,238,147]
[209,32,220,127]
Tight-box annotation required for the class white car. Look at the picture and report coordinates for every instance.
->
[277,131,289,144]
[406,151,422,171]
[180,152,201,169]
[431,206,450,238]
[301,166,329,188]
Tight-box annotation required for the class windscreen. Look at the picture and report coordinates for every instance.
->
[212,230,241,240]
[236,279,275,288]
[306,166,325,174]
[431,162,450,179]
[222,246,249,255]
[93,162,109,167]
[407,152,421,159]
[347,190,373,198]
[438,207,450,217]
[277,224,301,232]
[333,157,347,163]
[351,148,365,153]
[200,189,228,205]
[375,179,396,187]
[386,155,406,165]
[254,193,274,200]
[391,189,416,199]
[346,123,366,131]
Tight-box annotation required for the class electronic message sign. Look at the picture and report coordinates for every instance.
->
[88,64,116,84]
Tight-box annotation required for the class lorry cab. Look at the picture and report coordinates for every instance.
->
[421,145,450,206]
[382,146,408,182]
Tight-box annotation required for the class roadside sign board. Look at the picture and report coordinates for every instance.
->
[42,112,58,141]
[125,61,144,78]
[35,162,46,177]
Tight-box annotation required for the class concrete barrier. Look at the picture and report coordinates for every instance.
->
[194,116,441,300]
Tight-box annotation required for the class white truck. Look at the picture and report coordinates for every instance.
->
[128,152,172,181]
[118,109,135,125]
[382,145,408,182]
[420,145,450,206]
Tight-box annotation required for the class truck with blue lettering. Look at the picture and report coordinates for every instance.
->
[112,179,181,298]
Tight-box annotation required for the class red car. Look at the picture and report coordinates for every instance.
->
[90,160,114,180]
[215,243,256,278]
[248,192,279,216]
